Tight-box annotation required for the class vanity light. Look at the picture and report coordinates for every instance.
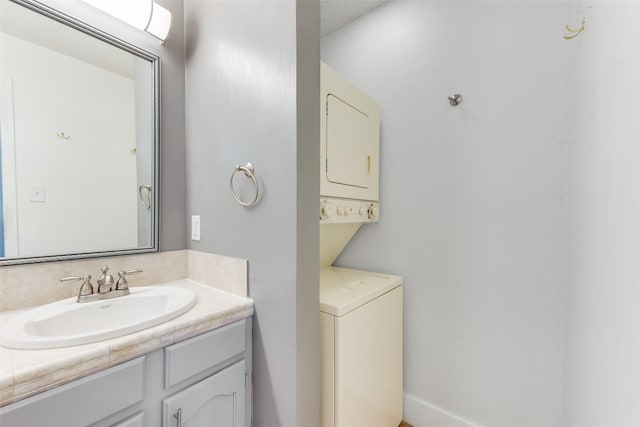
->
[79,0,172,42]
[146,3,172,41]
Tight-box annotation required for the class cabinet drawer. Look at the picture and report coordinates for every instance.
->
[165,319,246,388]
[112,412,144,427]
[0,357,145,427]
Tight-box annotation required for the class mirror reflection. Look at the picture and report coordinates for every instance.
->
[0,0,159,264]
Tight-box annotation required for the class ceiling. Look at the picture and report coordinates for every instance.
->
[1,0,137,78]
[320,0,387,37]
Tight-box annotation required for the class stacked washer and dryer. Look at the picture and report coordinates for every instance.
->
[319,63,403,427]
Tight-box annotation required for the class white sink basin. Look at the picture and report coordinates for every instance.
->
[0,286,196,349]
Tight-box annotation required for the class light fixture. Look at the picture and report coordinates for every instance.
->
[146,3,172,41]
[80,0,172,43]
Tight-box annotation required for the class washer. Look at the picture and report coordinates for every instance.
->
[320,267,403,427]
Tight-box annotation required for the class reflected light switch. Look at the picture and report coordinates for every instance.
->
[29,185,46,202]
[191,215,200,241]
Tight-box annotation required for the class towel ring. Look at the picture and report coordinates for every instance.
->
[138,184,152,210]
[230,162,259,207]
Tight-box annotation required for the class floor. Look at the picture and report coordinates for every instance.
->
[400,422,414,427]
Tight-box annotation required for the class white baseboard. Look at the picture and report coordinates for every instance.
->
[403,393,483,427]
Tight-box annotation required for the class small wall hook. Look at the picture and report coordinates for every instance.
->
[563,17,586,39]
[57,132,70,140]
[448,94,462,106]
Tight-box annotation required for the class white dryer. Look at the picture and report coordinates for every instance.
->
[320,267,403,427]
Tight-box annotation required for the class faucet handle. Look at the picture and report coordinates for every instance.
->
[115,269,142,291]
[60,275,84,282]
[60,275,94,299]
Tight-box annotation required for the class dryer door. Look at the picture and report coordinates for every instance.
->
[326,94,375,190]
[321,62,380,202]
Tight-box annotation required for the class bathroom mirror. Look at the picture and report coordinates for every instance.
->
[0,0,160,265]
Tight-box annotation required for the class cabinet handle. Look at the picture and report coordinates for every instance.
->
[174,408,182,426]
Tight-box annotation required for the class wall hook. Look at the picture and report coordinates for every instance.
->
[57,132,70,140]
[448,94,462,106]
[563,17,586,39]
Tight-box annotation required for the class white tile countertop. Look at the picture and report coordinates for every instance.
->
[0,280,254,406]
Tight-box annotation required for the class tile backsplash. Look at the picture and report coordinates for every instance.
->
[0,250,247,311]
[187,250,247,297]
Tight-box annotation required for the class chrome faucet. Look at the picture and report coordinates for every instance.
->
[60,267,143,303]
[97,266,115,293]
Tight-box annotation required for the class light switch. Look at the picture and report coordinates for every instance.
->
[191,215,201,241]
[29,185,46,202]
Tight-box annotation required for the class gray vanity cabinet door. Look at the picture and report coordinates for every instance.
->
[162,360,245,427]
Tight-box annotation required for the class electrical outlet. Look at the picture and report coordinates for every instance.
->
[191,215,201,241]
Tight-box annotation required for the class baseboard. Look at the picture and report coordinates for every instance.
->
[403,393,483,427]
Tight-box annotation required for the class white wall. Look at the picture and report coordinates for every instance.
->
[134,59,154,248]
[565,2,640,426]
[33,0,188,253]
[322,2,574,426]
[1,33,138,257]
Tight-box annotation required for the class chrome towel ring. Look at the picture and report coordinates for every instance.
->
[138,184,152,210]
[230,162,260,207]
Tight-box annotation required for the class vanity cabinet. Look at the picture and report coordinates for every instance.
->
[113,412,145,427]
[0,357,145,427]
[161,320,248,427]
[0,319,252,427]
[162,361,245,427]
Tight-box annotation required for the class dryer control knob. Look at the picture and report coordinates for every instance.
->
[337,206,351,216]
[320,202,336,220]
[368,204,379,220]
